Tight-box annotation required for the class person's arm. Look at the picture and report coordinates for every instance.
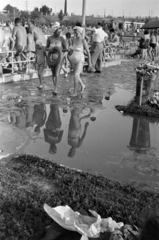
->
[61,37,68,52]
[83,39,92,68]
[45,37,50,51]
[9,36,14,50]
[77,122,89,148]
[11,27,16,50]
[86,27,96,33]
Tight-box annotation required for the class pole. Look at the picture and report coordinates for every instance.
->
[139,76,143,106]
[82,0,86,27]
[82,0,86,38]
[14,8,15,20]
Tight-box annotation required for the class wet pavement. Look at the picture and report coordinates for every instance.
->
[1,60,159,192]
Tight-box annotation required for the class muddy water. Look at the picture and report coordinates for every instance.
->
[1,61,159,191]
[4,86,159,191]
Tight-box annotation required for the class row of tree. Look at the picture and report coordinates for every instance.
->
[3,4,65,22]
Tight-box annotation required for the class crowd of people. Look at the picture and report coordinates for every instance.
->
[131,29,159,63]
[0,18,121,96]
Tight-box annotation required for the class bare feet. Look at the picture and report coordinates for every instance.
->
[37,85,43,90]
[70,92,78,97]
[64,73,68,78]
[52,91,57,96]
[81,84,85,93]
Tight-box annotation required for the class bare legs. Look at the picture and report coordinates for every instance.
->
[37,64,45,89]
[70,61,85,97]
[51,63,61,94]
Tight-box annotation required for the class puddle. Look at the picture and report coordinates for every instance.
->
[1,61,159,192]
[2,86,159,191]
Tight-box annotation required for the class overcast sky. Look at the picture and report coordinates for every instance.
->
[0,0,159,17]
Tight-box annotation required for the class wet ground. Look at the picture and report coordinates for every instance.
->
[1,60,159,192]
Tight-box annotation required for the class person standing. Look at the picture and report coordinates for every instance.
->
[34,40,46,90]
[43,104,64,154]
[86,22,108,73]
[28,20,46,46]
[149,31,157,64]
[68,106,89,158]
[26,27,35,60]
[69,26,92,97]
[11,18,27,72]
[46,22,67,95]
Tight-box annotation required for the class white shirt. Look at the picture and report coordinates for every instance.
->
[93,27,108,42]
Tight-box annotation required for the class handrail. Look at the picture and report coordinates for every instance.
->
[0,50,35,74]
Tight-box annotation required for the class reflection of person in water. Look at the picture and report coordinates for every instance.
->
[68,107,89,158]
[9,106,27,129]
[43,104,64,154]
[33,103,47,134]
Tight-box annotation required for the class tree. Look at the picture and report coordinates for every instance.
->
[20,11,29,20]
[31,7,40,19]
[58,9,64,21]
[40,5,52,15]
[4,4,19,19]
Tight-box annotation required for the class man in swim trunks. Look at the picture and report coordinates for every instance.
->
[0,28,5,74]
[28,20,46,46]
[0,28,5,50]
[11,18,27,71]
[109,28,120,47]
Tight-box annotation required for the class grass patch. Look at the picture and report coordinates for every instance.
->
[116,100,159,119]
[0,154,159,239]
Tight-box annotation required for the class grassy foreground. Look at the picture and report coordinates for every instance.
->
[0,154,159,240]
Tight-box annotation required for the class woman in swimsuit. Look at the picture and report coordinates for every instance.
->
[43,104,64,154]
[69,26,92,97]
[68,107,89,158]
[46,27,67,95]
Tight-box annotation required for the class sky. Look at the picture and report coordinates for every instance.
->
[0,0,159,17]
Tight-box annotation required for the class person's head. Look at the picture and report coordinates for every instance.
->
[144,30,149,35]
[154,30,157,36]
[105,95,110,100]
[68,147,76,158]
[53,22,62,37]
[63,108,68,113]
[110,28,115,33]
[90,116,96,121]
[96,22,102,29]
[6,21,11,27]
[66,32,71,39]
[150,30,154,35]
[73,26,83,38]
[25,27,30,34]
[49,144,57,154]
[15,18,21,26]
[76,22,82,27]
[28,20,35,29]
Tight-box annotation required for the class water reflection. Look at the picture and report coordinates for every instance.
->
[33,103,47,134]
[9,102,47,134]
[68,107,90,158]
[128,116,151,154]
[44,104,64,154]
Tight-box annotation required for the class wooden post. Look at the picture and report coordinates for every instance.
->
[82,0,86,38]
[11,51,14,74]
[139,76,143,106]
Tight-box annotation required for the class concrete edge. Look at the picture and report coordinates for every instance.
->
[0,55,122,84]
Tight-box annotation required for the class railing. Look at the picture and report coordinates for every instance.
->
[0,50,35,75]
